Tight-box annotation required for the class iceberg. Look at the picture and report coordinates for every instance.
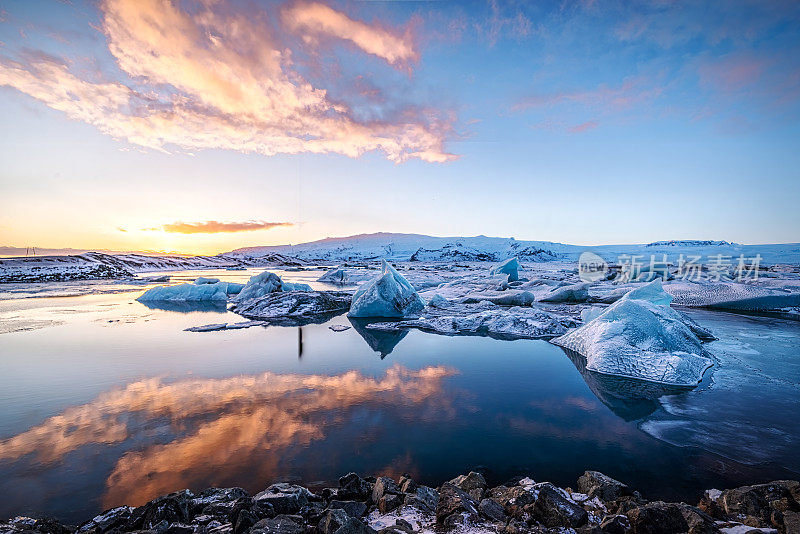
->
[539,283,589,303]
[194,276,220,285]
[137,282,229,303]
[348,260,425,318]
[489,257,520,281]
[231,291,351,322]
[233,271,312,301]
[552,280,714,386]
[317,266,349,284]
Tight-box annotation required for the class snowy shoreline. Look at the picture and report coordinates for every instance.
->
[2,469,797,534]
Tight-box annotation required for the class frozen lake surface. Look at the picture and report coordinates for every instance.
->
[0,268,798,523]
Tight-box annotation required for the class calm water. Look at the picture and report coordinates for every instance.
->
[1,269,799,523]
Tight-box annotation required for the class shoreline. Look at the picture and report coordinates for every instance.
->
[3,471,797,534]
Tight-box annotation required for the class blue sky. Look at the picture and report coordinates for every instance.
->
[0,0,798,254]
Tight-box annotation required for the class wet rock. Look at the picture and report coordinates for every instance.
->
[254,485,312,515]
[489,485,536,510]
[371,477,400,505]
[625,501,690,534]
[190,489,250,515]
[394,519,413,534]
[377,495,402,514]
[327,501,367,519]
[717,481,800,527]
[338,473,372,501]
[435,483,479,524]
[403,486,438,512]
[331,518,377,534]
[478,498,506,522]
[250,516,304,534]
[398,476,417,494]
[529,483,587,528]
[232,509,257,534]
[577,471,632,502]
[126,491,193,531]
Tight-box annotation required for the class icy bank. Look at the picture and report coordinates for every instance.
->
[348,260,425,318]
[552,280,714,386]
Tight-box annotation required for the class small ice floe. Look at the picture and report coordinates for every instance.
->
[137,282,229,303]
[538,282,589,303]
[184,320,267,332]
[348,260,425,318]
[193,276,220,285]
[329,324,351,332]
[552,280,714,386]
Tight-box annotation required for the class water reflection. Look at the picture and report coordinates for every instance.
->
[348,318,409,357]
[137,301,229,313]
[0,365,456,509]
[558,347,694,421]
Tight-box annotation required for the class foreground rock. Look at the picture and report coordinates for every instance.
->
[4,470,798,534]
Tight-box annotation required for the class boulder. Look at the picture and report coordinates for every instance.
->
[404,486,439,512]
[530,483,588,528]
[435,483,479,524]
[254,484,312,515]
[338,473,373,501]
[378,494,402,514]
[319,509,349,534]
[625,501,690,534]
[371,477,400,504]
[250,516,305,534]
[479,498,507,522]
[576,471,632,502]
[327,501,367,519]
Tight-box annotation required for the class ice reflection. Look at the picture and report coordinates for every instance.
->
[137,300,229,313]
[559,347,694,421]
[0,365,456,508]
[348,318,409,357]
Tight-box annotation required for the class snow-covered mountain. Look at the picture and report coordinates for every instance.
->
[228,232,800,265]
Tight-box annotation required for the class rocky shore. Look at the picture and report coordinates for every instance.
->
[2,471,798,534]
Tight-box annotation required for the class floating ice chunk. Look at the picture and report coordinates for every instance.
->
[348,260,425,318]
[329,324,351,332]
[194,276,220,285]
[317,266,349,284]
[490,257,520,281]
[539,283,589,303]
[137,282,229,303]
[552,297,714,386]
[581,306,605,323]
[232,291,351,321]
[233,271,312,301]
[226,282,244,294]
[623,279,673,306]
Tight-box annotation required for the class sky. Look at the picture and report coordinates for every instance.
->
[0,0,799,255]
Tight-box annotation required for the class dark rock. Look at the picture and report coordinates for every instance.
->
[331,518,377,534]
[164,525,193,534]
[126,491,193,531]
[718,481,800,526]
[250,516,305,534]
[254,485,312,515]
[190,488,250,515]
[398,476,417,494]
[488,486,535,510]
[299,502,326,524]
[378,495,402,514]
[77,506,133,532]
[577,471,632,502]
[319,510,349,534]
[371,478,400,505]
[598,514,630,534]
[233,509,257,534]
[394,519,413,533]
[530,483,588,528]
[338,474,372,501]
[478,498,506,522]
[675,503,717,534]
[448,472,487,501]
[327,501,367,519]
[784,510,800,533]
[625,501,689,534]
[498,519,531,534]
[403,486,438,512]
[435,483,479,524]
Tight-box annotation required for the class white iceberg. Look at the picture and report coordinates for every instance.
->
[317,266,349,284]
[552,280,714,386]
[233,271,312,302]
[625,279,672,305]
[137,282,229,303]
[489,257,520,281]
[348,260,425,318]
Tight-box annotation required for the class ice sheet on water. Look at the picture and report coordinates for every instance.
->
[348,260,425,318]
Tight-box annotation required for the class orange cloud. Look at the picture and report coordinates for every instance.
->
[282,1,418,67]
[151,221,292,234]
[0,0,455,163]
[0,365,458,507]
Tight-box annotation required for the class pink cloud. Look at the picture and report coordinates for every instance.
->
[0,0,455,163]
[282,1,418,68]
[514,75,664,113]
[153,221,293,234]
[697,53,768,92]
[568,120,598,133]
